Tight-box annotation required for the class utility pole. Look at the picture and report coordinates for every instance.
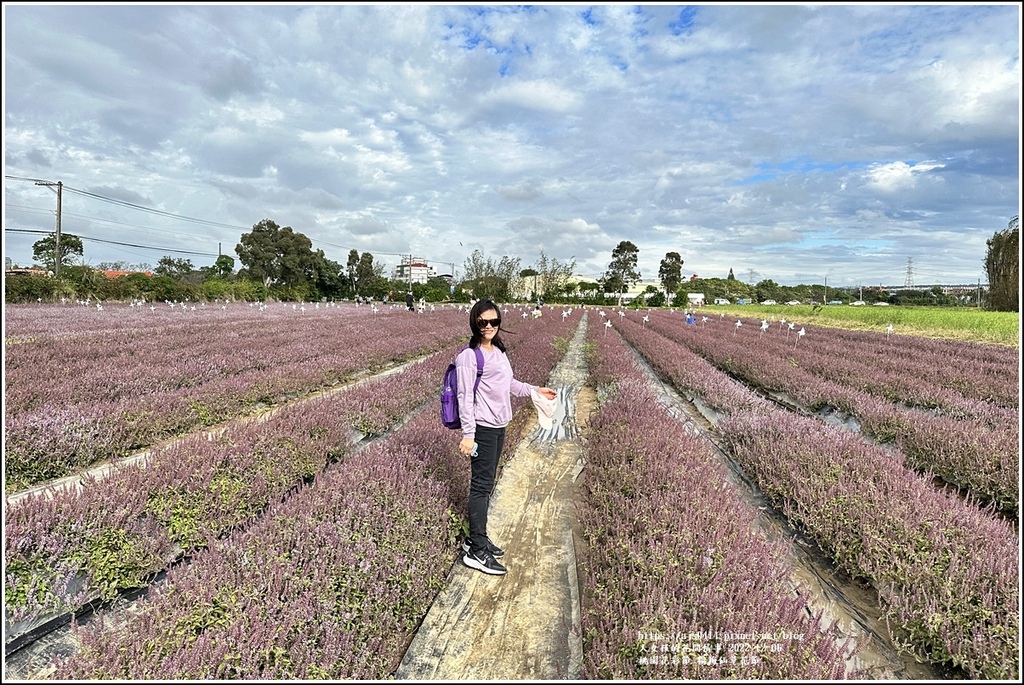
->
[35,180,62,276]
[824,274,827,304]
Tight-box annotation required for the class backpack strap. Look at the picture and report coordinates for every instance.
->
[472,346,484,395]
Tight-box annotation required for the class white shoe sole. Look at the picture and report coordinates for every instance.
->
[462,553,506,575]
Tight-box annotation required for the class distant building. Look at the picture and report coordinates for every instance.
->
[602,280,667,305]
[686,293,705,306]
[391,257,437,285]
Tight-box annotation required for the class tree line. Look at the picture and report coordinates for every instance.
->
[6,216,1019,312]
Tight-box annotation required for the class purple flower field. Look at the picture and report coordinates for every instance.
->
[629,309,1019,515]
[579,315,853,679]
[598,308,1018,680]
[5,303,578,678]
[4,303,1017,679]
[4,302,467,490]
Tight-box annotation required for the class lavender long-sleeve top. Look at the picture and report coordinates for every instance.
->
[455,345,536,438]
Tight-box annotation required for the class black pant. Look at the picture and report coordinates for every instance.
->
[468,424,505,554]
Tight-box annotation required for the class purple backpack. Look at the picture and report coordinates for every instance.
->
[441,346,484,429]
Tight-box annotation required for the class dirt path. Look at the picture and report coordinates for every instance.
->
[395,316,593,680]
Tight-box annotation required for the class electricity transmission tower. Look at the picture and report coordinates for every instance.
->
[903,258,914,288]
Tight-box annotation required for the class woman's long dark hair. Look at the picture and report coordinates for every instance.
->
[468,299,508,352]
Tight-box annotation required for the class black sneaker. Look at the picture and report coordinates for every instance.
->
[463,549,507,576]
[461,537,505,558]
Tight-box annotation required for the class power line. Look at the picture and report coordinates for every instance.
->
[7,177,456,268]
[8,176,501,275]
[5,175,249,231]
[6,202,234,242]
[62,186,249,231]
[4,228,219,257]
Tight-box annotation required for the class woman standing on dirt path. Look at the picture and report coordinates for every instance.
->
[457,299,558,576]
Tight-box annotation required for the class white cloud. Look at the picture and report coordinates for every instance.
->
[300,128,357,148]
[480,79,583,113]
[866,161,945,193]
[3,3,1017,287]
[223,102,286,125]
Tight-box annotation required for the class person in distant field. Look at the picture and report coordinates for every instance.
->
[456,299,557,576]
[406,291,414,311]
[686,312,696,325]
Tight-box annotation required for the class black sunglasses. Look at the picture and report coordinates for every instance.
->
[476,316,501,329]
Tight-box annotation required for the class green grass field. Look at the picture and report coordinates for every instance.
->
[708,304,1020,347]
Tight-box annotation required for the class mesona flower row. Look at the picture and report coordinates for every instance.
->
[8,308,580,678]
[631,309,1019,514]
[5,304,468,491]
[578,314,855,679]
[603,311,1018,679]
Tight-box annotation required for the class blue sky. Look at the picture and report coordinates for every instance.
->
[3,3,1020,287]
